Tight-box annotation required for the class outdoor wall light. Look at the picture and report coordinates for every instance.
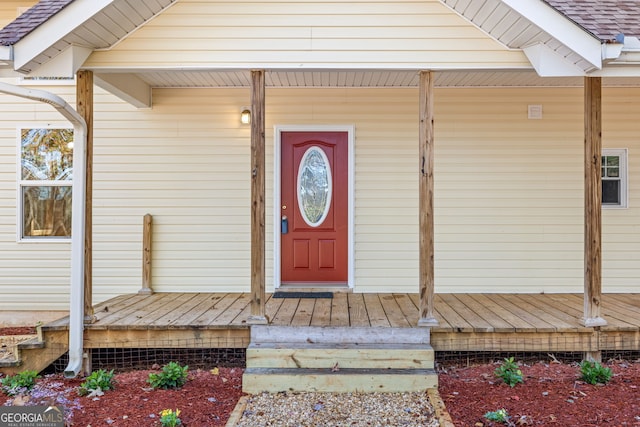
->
[240,108,251,124]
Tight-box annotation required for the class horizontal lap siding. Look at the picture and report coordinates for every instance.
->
[92,88,251,299]
[84,0,529,69]
[0,82,76,310]
[1,85,640,310]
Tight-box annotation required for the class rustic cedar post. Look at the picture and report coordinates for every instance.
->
[417,70,438,327]
[581,76,607,330]
[139,214,154,294]
[77,70,95,325]
[247,70,268,324]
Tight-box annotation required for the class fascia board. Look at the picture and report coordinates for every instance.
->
[0,45,11,61]
[501,0,602,69]
[12,0,114,71]
[524,43,586,76]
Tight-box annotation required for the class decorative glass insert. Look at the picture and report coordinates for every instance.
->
[297,146,332,227]
[19,128,74,239]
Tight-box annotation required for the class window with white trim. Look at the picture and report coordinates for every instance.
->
[19,128,73,239]
[601,149,628,208]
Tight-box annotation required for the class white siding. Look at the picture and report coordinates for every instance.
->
[1,84,640,311]
[84,0,530,70]
[0,81,75,310]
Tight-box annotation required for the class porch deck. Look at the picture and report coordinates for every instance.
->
[43,292,640,354]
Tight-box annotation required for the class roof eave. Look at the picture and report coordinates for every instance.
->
[0,45,11,62]
[12,0,114,73]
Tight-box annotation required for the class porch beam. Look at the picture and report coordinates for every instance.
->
[248,69,268,324]
[581,76,606,327]
[77,70,95,325]
[418,70,438,327]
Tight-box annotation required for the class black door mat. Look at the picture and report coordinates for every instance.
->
[273,291,334,299]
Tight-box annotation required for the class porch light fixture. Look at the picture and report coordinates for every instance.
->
[240,108,251,124]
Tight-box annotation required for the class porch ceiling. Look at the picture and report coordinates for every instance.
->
[110,69,640,89]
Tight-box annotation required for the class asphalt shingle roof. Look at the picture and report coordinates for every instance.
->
[0,0,73,46]
[2,0,640,47]
[544,0,640,41]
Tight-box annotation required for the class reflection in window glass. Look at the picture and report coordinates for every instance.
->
[19,128,73,239]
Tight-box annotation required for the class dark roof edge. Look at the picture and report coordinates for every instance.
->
[0,0,75,46]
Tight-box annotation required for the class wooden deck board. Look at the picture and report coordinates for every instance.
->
[290,298,315,327]
[209,293,251,326]
[347,293,370,327]
[271,298,301,326]
[310,298,332,326]
[378,294,412,328]
[432,294,474,332]
[392,294,419,327]
[362,294,391,327]
[103,294,176,328]
[170,294,228,326]
[330,293,350,326]
[490,294,557,332]
[191,294,243,327]
[58,292,640,352]
[457,294,519,332]
[444,294,495,332]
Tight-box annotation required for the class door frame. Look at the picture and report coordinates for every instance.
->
[273,124,355,290]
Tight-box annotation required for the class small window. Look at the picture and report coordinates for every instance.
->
[18,128,74,240]
[601,149,627,208]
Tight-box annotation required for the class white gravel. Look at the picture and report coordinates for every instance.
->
[234,391,439,427]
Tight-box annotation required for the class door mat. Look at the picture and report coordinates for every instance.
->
[273,291,334,299]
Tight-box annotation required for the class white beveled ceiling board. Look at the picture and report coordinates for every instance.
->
[115,69,638,89]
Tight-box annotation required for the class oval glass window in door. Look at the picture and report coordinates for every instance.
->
[297,146,332,227]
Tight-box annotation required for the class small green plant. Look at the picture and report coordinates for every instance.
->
[494,357,523,387]
[78,369,116,396]
[148,362,188,389]
[159,408,182,427]
[1,370,39,396]
[484,408,509,423]
[580,360,613,385]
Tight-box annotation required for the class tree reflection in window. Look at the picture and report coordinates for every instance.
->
[297,146,332,227]
[20,128,73,238]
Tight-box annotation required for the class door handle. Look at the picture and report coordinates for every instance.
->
[281,215,288,234]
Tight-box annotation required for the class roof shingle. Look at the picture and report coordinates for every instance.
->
[0,0,74,46]
[544,0,640,41]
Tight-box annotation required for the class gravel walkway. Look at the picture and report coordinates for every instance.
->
[233,391,440,426]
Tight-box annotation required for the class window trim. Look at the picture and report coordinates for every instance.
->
[602,148,628,209]
[17,126,74,242]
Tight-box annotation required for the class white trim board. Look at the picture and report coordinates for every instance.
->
[273,125,355,290]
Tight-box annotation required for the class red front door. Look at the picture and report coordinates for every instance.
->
[281,131,348,284]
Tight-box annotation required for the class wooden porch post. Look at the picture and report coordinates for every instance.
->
[248,69,268,324]
[77,70,95,325]
[418,70,438,327]
[581,77,606,328]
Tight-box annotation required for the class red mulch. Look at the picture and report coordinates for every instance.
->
[439,359,640,426]
[1,368,244,426]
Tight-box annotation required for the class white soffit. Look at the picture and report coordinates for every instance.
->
[123,69,640,89]
[440,0,602,75]
[12,0,177,74]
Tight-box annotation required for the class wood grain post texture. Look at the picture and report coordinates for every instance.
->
[417,71,438,327]
[77,70,95,324]
[248,70,268,324]
[581,77,607,328]
[139,214,154,294]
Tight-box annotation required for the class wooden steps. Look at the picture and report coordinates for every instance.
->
[243,326,437,393]
[0,328,68,376]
